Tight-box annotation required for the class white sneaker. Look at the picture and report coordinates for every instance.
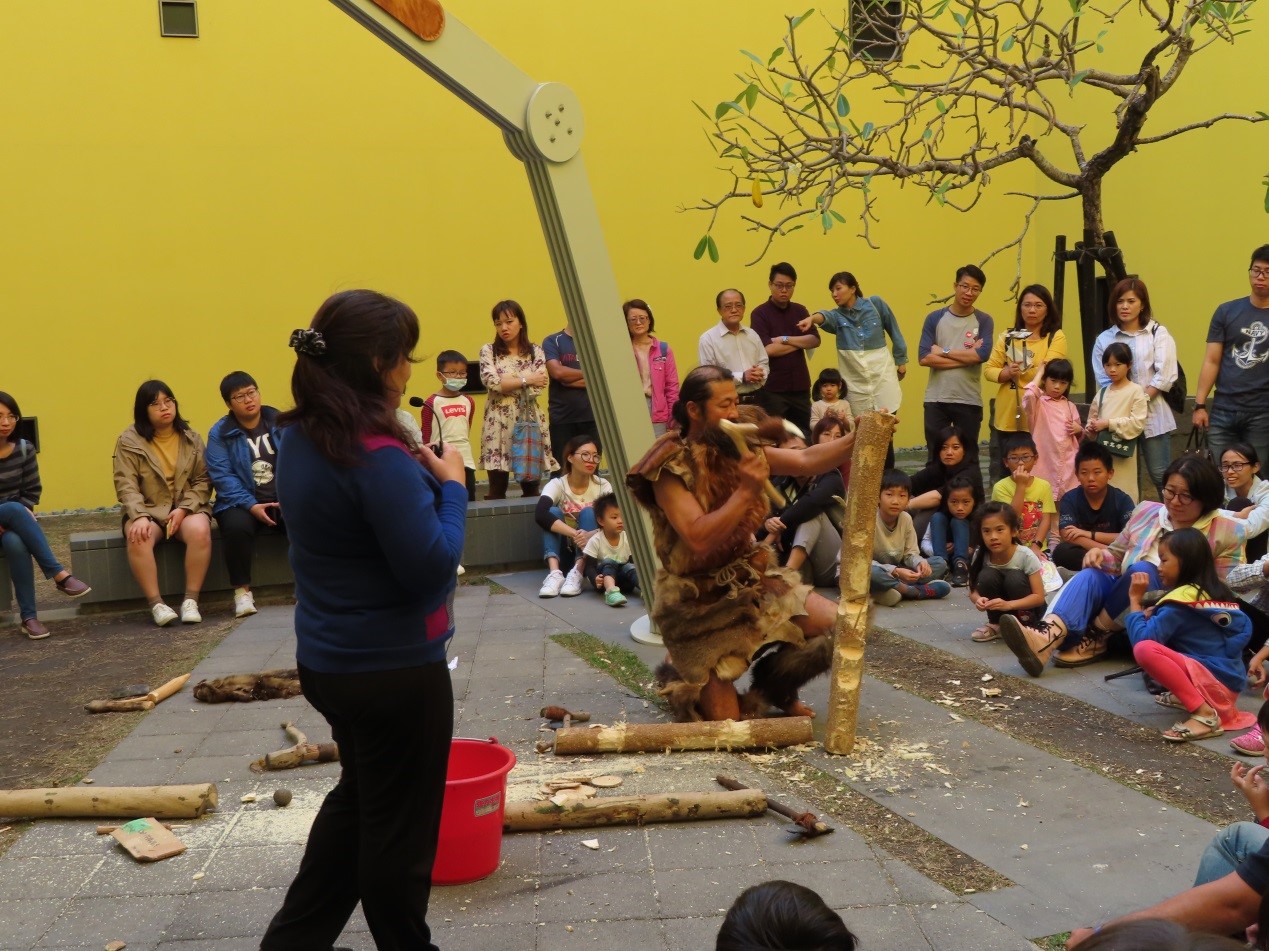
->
[151,602,178,627]
[180,599,202,624]
[539,569,565,598]
[560,565,585,597]
[233,589,257,619]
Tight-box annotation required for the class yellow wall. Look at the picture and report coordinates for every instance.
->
[2,2,1264,508]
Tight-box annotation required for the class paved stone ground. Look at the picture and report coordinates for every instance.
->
[0,576,1256,949]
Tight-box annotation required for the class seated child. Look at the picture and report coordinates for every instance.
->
[579,494,637,607]
[871,470,951,607]
[991,433,1055,559]
[1125,527,1252,743]
[1053,441,1135,571]
[420,349,477,502]
[1192,700,1269,882]
[968,501,1048,642]
[929,473,980,587]
[809,367,854,432]
[908,425,984,582]
[716,880,857,951]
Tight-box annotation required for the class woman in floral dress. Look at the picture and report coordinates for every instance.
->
[479,300,556,499]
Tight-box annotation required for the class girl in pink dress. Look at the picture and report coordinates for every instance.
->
[1022,359,1083,507]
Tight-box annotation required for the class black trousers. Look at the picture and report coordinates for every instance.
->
[975,565,1037,624]
[758,389,812,439]
[1051,541,1088,572]
[215,506,286,588]
[260,661,454,951]
[924,401,983,463]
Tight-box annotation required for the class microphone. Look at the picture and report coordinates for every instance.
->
[407,396,444,452]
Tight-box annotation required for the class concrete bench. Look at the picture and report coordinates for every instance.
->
[64,497,545,607]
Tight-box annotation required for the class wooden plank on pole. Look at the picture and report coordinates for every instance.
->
[824,411,896,754]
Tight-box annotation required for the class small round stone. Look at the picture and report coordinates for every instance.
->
[273,789,292,807]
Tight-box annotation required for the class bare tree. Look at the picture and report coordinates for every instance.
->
[690,0,1266,293]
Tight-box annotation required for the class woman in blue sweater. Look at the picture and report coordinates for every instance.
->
[261,291,467,951]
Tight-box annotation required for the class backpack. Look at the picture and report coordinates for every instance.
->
[1149,324,1187,415]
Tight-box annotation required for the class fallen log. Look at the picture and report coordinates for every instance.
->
[0,783,218,819]
[551,717,812,755]
[85,673,191,714]
[252,722,340,772]
[504,789,767,831]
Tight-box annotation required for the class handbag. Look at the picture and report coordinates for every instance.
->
[509,396,548,483]
[1179,426,1212,464]
[1093,390,1136,457]
[1149,324,1188,415]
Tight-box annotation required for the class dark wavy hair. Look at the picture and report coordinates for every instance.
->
[279,290,419,467]
[1160,528,1236,602]
[489,299,533,359]
[812,367,846,402]
[559,433,599,476]
[1077,917,1245,950]
[622,299,655,335]
[672,365,732,437]
[716,880,856,951]
[1108,277,1153,329]
[1163,456,1225,515]
[1013,284,1061,338]
[0,391,20,446]
[132,380,191,441]
[968,501,1020,590]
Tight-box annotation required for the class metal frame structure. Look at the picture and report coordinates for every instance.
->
[328,0,660,631]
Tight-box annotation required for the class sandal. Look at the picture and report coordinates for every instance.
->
[1162,712,1224,743]
[971,624,1001,643]
[1154,691,1186,711]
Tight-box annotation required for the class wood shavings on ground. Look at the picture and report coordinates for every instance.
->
[809,738,955,785]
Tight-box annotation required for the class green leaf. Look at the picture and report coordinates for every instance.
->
[785,224,805,234]
[829,210,847,223]
[706,235,720,264]
[791,8,815,28]
[1068,69,1091,88]
[929,0,951,16]
[693,235,709,260]
[922,127,933,140]
[1001,34,1015,51]
[836,93,851,117]
[744,83,760,110]
[781,81,794,98]
[934,180,953,205]
[692,101,712,121]
[741,49,766,66]
[936,98,948,114]
[825,55,836,73]
[715,100,743,120]
[952,10,967,28]
[860,120,875,138]
[821,211,834,230]
[768,47,785,65]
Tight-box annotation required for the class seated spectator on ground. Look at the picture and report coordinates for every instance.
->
[761,424,845,588]
[991,432,1055,558]
[1053,442,1136,572]
[1221,443,1269,563]
[717,880,857,951]
[1123,527,1251,743]
[1191,700,1269,881]
[908,424,985,586]
[113,380,212,628]
[536,435,611,599]
[997,456,1245,677]
[1228,555,1269,755]
[811,414,852,488]
[578,493,637,607]
[206,372,284,620]
[967,501,1048,643]
[871,469,951,608]
[0,390,91,640]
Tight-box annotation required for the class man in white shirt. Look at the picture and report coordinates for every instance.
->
[698,288,769,405]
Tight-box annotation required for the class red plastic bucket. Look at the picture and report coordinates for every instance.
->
[432,737,517,885]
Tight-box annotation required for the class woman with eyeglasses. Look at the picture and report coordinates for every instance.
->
[624,299,679,437]
[535,434,611,598]
[112,380,212,627]
[1221,443,1269,563]
[995,455,1245,677]
[0,392,91,639]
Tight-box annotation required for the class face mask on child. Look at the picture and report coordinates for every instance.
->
[443,379,466,392]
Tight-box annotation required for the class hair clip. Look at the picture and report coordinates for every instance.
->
[289,328,327,357]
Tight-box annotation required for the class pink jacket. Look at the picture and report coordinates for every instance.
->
[645,337,681,425]
[1022,379,1081,501]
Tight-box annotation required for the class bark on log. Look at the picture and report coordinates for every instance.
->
[85,673,191,714]
[825,411,896,755]
[253,721,340,772]
[504,789,767,831]
[0,784,218,819]
[551,717,812,755]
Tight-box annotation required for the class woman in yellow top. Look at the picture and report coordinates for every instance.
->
[983,284,1068,483]
[112,380,213,627]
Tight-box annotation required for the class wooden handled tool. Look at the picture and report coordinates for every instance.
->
[85,674,191,714]
[716,774,834,838]
[718,418,785,507]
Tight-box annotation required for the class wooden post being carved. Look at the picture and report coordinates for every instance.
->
[824,411,896,754]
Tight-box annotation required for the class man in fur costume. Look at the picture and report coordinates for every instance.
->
[626,364,858,721]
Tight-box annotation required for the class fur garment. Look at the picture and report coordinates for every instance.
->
[193,668,302,703]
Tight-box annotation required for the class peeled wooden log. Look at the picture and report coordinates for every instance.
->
[551,717,812,755]
[252,722,340,772]
[0,783,218,819]
[504,789,767,831]
[85,674,191,714]
[824,412,896,755]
